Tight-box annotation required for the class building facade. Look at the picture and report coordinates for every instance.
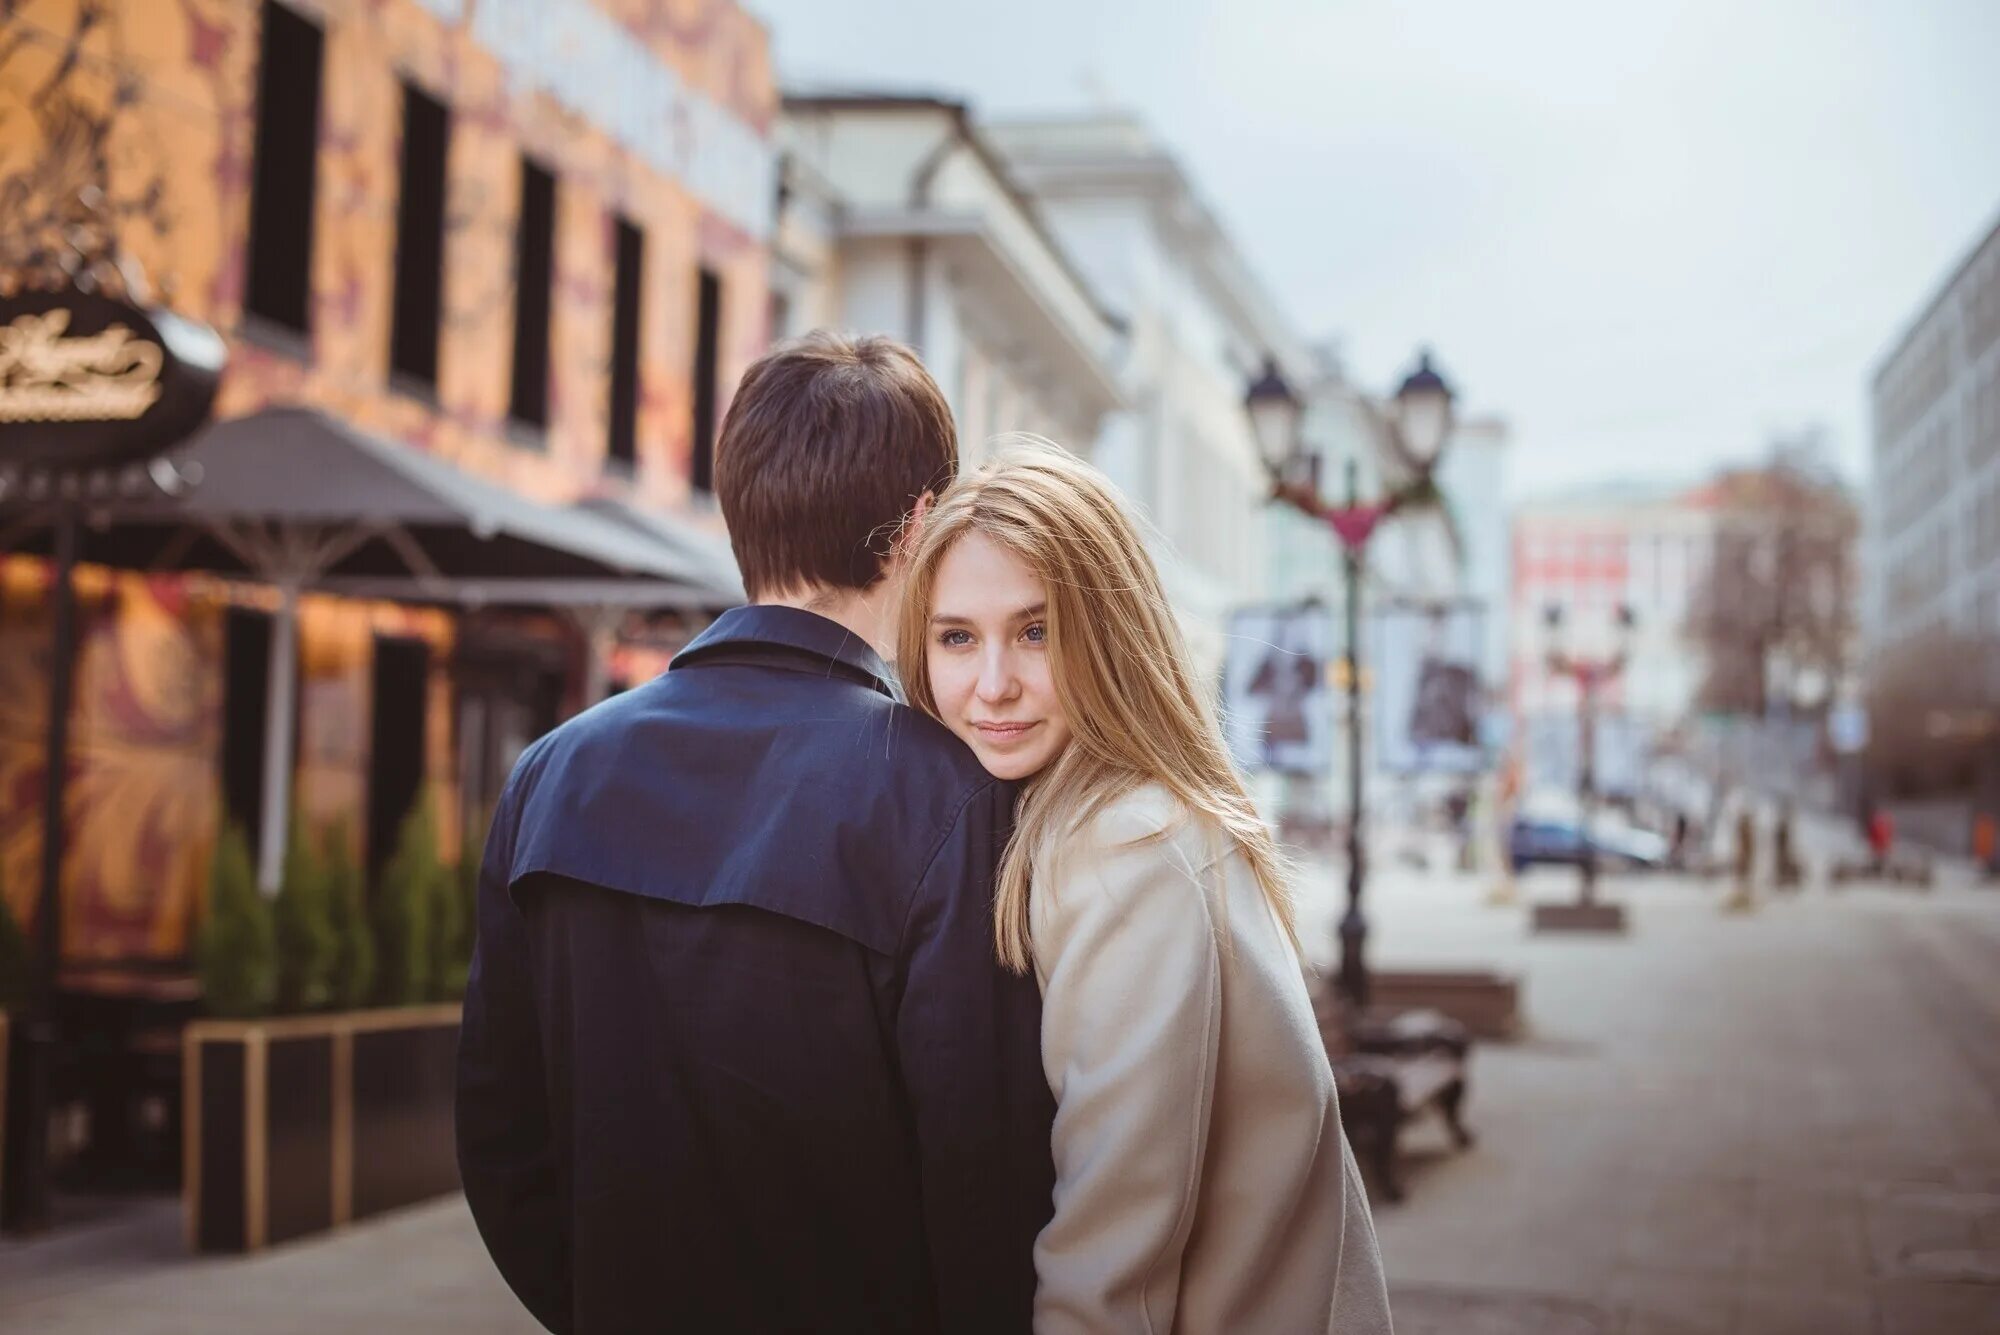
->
[771,95,1125,476]
[1867,210,2000,660]
[1510,485,1716,794]
[0,0,773,962]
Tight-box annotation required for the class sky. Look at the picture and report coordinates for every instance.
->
[748,0,2000,498]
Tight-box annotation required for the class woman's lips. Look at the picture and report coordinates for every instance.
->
[972,721,1040,744]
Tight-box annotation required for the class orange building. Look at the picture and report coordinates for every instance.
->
[0,0,772,964]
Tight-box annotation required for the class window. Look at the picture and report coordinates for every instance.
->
[389,82,449,387]
[244,1,323,334]
[508,157,556,429]
[607,218,643,469]
[691,267,722,493]
[766,287,791,346]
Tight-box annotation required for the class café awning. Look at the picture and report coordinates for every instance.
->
[0,405,728,891]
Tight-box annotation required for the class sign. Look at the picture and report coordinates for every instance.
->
[1374,600,1488,774]
[1222,603,1334,776]
[0,285,225,472]
[1828,704,1868,754]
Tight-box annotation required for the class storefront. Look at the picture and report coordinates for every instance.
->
[1,0,771,1232]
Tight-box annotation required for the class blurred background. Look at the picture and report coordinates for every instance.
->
[1,1,1997,1331]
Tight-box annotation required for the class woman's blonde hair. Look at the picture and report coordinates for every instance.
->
[898,439,1298,973]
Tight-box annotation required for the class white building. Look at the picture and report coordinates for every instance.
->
[1867,209,2000,659]
[771,95,1126,475]
[1437,415,1513,690]
[989,113,1311,679]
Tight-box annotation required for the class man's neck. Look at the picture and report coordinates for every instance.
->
[756,583,896,662]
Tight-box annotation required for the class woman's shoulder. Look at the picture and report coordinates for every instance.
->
[1050,782,1225,886]
[1033,782,1225,964]
[1072,783,1208,855]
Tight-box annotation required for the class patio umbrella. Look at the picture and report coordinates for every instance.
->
[0,405,719,892]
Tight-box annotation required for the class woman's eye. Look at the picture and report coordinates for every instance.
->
[938,628,973,649]
[1022,623,1047,645]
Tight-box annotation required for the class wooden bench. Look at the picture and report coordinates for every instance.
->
[1312,981,1474,1203]
[1369,968,1521,1040]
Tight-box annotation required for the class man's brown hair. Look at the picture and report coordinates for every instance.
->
[714,331,958,600]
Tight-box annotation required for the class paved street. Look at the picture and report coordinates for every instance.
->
[5,862,1999,1333]
[1340,860,2000,1335]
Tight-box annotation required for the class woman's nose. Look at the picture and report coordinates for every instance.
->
[975,649,1019,703]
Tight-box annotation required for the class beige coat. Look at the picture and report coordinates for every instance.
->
[1030,784,1393,1334]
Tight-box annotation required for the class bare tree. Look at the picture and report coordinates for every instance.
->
[1684,435,1860,718]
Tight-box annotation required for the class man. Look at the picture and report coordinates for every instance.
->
[457,333,1055,1334]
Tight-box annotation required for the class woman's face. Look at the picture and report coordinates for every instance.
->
[926,531,1073,781]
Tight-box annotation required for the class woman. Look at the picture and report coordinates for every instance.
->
[898,441,1393,1334]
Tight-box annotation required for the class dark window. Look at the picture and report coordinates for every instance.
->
[367,636,429,883]
[389,82,449,388]
[508,157,556,429]
[607,218,644,469]
[244,1,323,335]
[691,267,722,493]
[220,608,301,864]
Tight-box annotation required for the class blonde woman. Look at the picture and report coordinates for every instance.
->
[898,441,1393,1334]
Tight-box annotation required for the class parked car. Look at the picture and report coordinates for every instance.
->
[1508,814,1669,872]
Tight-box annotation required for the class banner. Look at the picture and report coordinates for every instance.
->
[1222,604,1333,776]
[1373,600,1488,774]
[1521,709,1648,799]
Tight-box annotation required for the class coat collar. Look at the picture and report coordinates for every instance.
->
[671,605,898,698]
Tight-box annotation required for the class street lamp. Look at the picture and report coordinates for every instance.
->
[1533,602,1635,933]
[1246,348,1457,1011]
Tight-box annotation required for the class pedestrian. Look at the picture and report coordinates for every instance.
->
[456,333,1054,1333]
[897,442,1393,1334]
[1973,811,1997,881]
[1725,805,1758,913]
[1773,802,1801,890]
[1868,806,1894,876]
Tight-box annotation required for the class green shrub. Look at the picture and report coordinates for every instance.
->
[0,861,29,1010]
[195,822,277,1018]
[432,807,486,1002]
[428,850,466,1002]
[374,799,440,1007]
[273,806,338,1013]
[325,818,375,1011]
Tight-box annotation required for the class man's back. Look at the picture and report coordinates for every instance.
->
[457,607,1056,1334]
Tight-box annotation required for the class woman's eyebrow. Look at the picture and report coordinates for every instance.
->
[930,602,1046,625]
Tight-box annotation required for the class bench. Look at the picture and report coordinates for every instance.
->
[1311,980,1474,1203]
[1368,968,1521,1040]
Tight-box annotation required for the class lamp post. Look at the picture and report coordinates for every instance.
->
[1246,349,1456,1011]
[1531,602,1635,934]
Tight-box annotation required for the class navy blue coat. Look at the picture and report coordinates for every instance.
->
[456,606,1056,1334]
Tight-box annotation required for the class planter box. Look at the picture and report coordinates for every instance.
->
[1372,969,1521,1040]
[1,1008,8,1211]
[183,1004,460,1253]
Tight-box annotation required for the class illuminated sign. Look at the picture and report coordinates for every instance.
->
[0,308,165,422]
[0,286,226,471]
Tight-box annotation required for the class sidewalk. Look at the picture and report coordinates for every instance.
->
[1336,864,2000,1335]
[4,868,1997,1333]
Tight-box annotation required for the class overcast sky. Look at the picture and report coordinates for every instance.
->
[749,0,2000,498]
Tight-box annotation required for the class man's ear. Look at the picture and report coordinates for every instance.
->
[892,491,934,565]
